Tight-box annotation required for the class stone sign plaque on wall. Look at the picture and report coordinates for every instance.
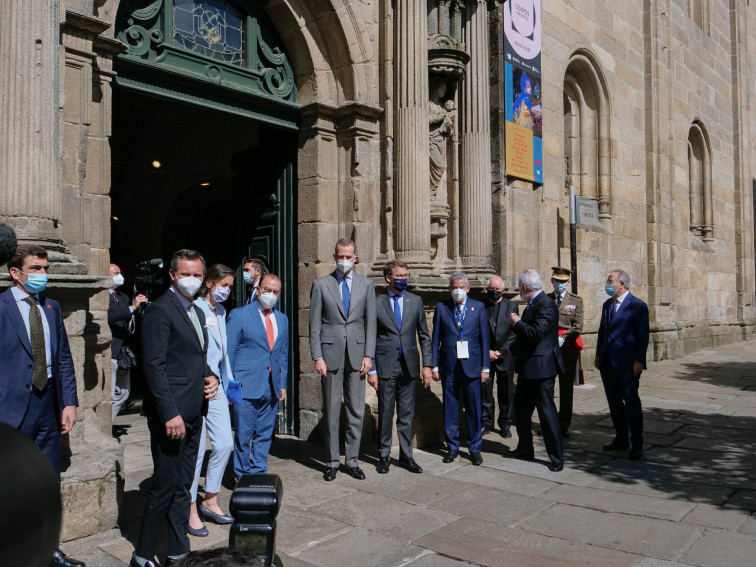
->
[576,197,602,228]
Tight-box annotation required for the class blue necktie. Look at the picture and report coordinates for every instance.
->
[393,295,403,359]
[341,276,350,317]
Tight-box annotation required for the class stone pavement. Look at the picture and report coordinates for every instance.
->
[63,341,756,566]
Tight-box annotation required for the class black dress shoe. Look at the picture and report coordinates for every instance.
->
[130,554,161,567]
[561,429,570,438]
[442,449,458,463]
[506,447,535,460]
[535,428,543,437]
[199,503,233,524]
[376,456,390,474]
[499,426,512,439]
[481,426,492,436]
[323,466,338,481]
[548,462,564,472]
[628,445,643,460]
[50,550,85,567]
[602,439,630,451]
[164,559,180,567]
[469,452,483,466]
[398,457,423,473]
[345,465,366,480]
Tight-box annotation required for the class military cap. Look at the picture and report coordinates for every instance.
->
[551,266,572,281]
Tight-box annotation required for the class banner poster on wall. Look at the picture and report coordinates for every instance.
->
[504,0,543,184]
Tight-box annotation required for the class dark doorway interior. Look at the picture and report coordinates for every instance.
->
[110,88,298,433]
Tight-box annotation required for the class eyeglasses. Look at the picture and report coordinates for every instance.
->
[260,287,281,297]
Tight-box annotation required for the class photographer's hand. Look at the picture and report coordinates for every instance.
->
[132,294,149,310]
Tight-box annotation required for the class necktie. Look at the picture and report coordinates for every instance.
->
[111,290,118,304]
[556,294,562,308]
[609,299,618,323]
[264,309,275,350]
[24,296,48,391]
[189,305,205,349]
[341,276,351,317]
[393,296,403,359]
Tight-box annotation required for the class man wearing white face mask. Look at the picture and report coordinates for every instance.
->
[108,263,148,421]
[132,249,220,567]
[431,272,489,465]
[227,273,288,478]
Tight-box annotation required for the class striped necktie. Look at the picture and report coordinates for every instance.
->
[24,296,48,391]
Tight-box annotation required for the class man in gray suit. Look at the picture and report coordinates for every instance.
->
[310,239,377,481]
[367,260,432,474]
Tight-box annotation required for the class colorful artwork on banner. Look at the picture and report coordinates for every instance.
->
[504,0,543,184]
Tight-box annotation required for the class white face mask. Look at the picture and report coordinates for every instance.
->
[176,275,202,298]
[211,285,231,303]
[112,274,125,288]
[451,288,467,303]
[258,292,278,310]
[337,259,354,274]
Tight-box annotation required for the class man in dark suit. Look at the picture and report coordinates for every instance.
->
[595,269,649,461]
[242,258,264,305]
[482,276,518,438]
[506,269,565,472]
[227,273,288,476]
[432,272,489,465]
[547,266,584,437]
[368,260,432,474]
[108,263,148,420]
[0,244,85,567]
[309,239,376,481]
[132,249,219,567]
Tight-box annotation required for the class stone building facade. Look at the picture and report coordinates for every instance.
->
[0,0,754,541]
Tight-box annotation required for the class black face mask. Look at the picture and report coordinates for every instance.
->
[487,290,503,302]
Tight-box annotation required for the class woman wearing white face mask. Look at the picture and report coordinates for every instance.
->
[187,264,236,536]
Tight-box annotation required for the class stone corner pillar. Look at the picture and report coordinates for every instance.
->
[394,1,431,268]
[459,0,493,271]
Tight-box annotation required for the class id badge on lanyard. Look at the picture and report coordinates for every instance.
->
[455,302,469,359]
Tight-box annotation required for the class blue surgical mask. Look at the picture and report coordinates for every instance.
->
[22,272,48,294]
[605,283,616,297]
[554,282,567,294]
[243,272,253,285]
[211,285,231,303]
[392,279,408,292]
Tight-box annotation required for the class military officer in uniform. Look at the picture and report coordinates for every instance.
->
[547,267,583,437]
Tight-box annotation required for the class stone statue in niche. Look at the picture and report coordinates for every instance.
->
[428,77,455,201]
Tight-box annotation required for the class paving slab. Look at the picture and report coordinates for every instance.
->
[414,517,640,567]
[681,527,756,567]
[279,472,358,509]
[680,503,750,530]
[428,484,552,527]
[292,528,426,567]
[441,463,556,496]
[536,483,696,521]
[631,560,697,567]
[480,449,607,486]
[521,503,703,560]
[405,551,477,566]
[308,490,460,542]
[351,464,470,507]
[276,507,353,555]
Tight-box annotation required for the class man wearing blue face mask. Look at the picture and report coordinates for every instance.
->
[595,270,649,461]
[368,260,432,474]
[0,244,86,567]
[547,267,583,438]
[242,258,264,305]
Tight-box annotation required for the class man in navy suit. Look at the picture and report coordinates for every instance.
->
[227,273,288,477]
[506,269,565,472]
[595,270,649,460]
[0,244,85,567]
[431,272,489,465]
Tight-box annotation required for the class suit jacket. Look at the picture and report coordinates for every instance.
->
[309,270,377,372]
[227,302,289,399]
[486,298,518,372]
[596,292,650,375]
[548,290,584,351]
[195,297,233,391]
[141,289,215,423]
[431,298,490,378]
[108,288,133,359]
[374,291,432,378]
[510,291,564,379]
[0,287,78,428]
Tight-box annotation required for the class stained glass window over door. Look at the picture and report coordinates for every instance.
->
[173,0,244,66]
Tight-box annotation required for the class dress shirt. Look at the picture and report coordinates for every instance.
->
[336,270,353,300]
[388,288,404,319]
[256,301,279,342]
[11,286,52,378]
[169,286,195,317]
[613,290,630,309]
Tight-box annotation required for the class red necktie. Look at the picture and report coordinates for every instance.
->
[264,309,275,350]
[111,290,118,303]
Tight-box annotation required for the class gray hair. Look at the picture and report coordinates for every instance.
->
[517,269,543,292]
[334,238,356,255]
[449,271,469,286]
[610,269,631,289]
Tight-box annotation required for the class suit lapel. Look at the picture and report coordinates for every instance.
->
[1,291,32,355]
[168,291,203,350]
[383,293,399,331]
[326,272,346,319]
[445,300,460,336]
[40,297,58,362]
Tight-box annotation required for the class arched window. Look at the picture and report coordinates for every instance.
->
[563,51,611,220]
[688,121,713,241]
[689,1,710,33]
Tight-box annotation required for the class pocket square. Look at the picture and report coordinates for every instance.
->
[226,379,243,405]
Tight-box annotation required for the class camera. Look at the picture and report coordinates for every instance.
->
[134,258,164,300]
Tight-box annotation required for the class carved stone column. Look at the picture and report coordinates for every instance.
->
[0,0,60,242]
[459,0,493,269]
[394,1,431,266]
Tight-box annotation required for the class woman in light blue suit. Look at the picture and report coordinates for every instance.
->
[188,264,235,537]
